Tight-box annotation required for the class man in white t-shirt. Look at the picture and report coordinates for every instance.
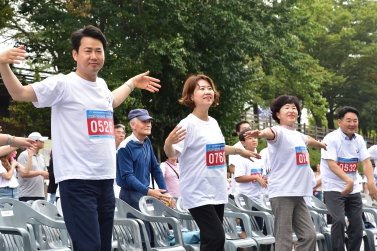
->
[228,120,251,199]
[0,25,161,251]
[321,106,377,251]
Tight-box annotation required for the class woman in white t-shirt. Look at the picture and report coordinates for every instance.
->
[247,95,327,251]
[0,148,33,199]
[164,74,260,251]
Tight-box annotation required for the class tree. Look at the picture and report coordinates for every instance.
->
[301,0,377,130]
[9,0,327,159]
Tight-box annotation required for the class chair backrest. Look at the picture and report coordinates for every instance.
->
[260,193,271,210]
[115,198,186,250]
[361,193,375,207]
[31,200,69,250]
[31,200,61,219]
[56,198,63,217]
[307,196,327,210]
[139,197,180,247]
[235,193,272,214]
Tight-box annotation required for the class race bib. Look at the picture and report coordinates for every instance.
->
[87,110,115,139]
[250,168,263,184]
[337,157,358,176]
[295,146,309,168]
[206,143,226,169]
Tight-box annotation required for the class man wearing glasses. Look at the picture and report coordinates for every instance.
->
[17,132,49,201]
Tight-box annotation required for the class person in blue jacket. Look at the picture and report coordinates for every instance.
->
[116,108,174,247]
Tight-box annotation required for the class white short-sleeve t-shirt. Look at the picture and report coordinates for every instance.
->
[228,141,243,195]
[31,73,116,183]
[368,145,377,175]
[234,154,264,206]
[173,114,228,209]
[321,129,369,193]
[0,164,18,188]
[267,125,313,198]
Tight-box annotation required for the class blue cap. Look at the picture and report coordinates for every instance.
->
[128,109,154,121]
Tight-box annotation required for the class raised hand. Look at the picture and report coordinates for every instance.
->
[0,45,28,65]
[131,71,161,93]
[165,126,186,146]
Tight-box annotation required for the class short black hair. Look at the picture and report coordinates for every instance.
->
[337,106,359,120]
[71,25,107,53]
[311,165,318,172]
[239,128,252,141]
[235,120,250,133]
[270,95,301,124]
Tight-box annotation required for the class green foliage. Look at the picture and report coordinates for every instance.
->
[0,0,13,30]
[2,0,329,159]
[301,0,377,131]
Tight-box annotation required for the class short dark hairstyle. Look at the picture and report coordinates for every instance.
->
[71,25,107,53]
[235,120,250,133]
[311,165,318,172]
[270,95,301,124]
[337,106,359,120]
[238,128,252,141]
[179,74,220,109]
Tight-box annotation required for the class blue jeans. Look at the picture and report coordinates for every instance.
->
[0,187,18,199]
[313,191,323,202]
[59,179,115,251]
[49,193,56,204]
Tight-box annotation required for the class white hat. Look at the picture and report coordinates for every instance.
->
[28,132,49,142]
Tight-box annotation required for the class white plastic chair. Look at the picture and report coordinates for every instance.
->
[115,198,186,251]
[0,198,70,251]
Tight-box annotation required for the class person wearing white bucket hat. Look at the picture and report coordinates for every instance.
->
[17,132,49,201]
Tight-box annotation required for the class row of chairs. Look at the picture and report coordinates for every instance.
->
[4,192,374,251]
[0,196,277,251]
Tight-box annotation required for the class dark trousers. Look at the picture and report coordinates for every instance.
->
[119,188,154,247]
[19,196,44,202]
[59,179,115,251]
[189,204,225,251]
[324,191,363,251]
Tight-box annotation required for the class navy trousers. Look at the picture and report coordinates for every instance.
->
[59,179,115,251]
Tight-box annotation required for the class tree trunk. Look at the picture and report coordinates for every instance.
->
[311,109,323,127]
[326,111,335,129]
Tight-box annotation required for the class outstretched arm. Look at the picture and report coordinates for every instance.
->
[244,128,275,140]
[112,71,161,108]
[0,45,38,102]
[307,136,327,150]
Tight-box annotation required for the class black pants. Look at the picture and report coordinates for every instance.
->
[324,191,363,251]
[19,196,44,202]
[189,204,225,251]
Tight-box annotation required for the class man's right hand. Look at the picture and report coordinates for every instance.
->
[340,178,354,195]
